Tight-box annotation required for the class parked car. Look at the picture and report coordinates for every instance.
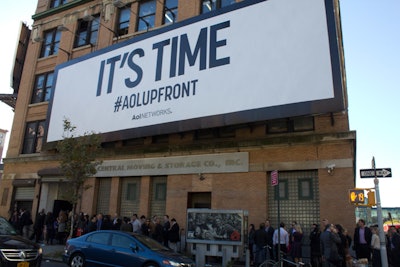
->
[63,230,195,267]
[0,216,42,267]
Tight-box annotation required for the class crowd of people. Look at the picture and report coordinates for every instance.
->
[248,218,400,267]
[9,208,400,266]
[9,208,182,252]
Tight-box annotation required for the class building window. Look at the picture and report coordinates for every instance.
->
[22,121,46,154]
[194,127,235,140]
[152,134,169,144]
[75,14,100,47]
[50,0,67,8]
[293,116,314,132]
[31,72,53,104]
[116,6,131,36]
[267,116,314,134]
[298,178,314,200]
[163,0,178,25]
[195,128,218,140]
[267,119,288,134]
[274,179,288,200]
[122,137,145,147]
[201,0,237,14]
[137,0,156,32]
[40,28,61,58]
[218,126,236,138]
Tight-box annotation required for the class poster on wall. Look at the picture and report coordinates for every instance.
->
[186,209,244,245]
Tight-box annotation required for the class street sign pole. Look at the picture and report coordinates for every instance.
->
[271,170,280,265]
[372,157,388,267]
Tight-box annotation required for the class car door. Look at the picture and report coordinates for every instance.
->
[110,232,145,266]
[84,232,112,266]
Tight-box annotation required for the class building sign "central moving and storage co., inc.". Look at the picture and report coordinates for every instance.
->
[46,0,344,143]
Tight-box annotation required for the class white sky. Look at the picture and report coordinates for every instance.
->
[0,1,37,162]
[0,1,399,207]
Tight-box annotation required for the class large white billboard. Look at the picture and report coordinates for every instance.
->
[47,0,344,143]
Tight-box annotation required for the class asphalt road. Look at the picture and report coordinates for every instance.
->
[42,259,66,267]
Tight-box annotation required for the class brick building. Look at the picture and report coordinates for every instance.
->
[0,0,356,253]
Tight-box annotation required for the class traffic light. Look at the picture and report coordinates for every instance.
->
[349,189,365,204]
[367,191,376,206]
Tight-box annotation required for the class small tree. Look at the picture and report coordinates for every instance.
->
[57,119,102,238]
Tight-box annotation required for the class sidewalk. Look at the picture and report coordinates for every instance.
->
[41,243,65,262]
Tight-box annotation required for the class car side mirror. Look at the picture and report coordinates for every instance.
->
[130,243,139,252]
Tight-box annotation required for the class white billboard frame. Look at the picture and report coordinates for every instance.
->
[46,0,344,143]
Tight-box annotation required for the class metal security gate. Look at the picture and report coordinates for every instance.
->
[149,176,167,218]
[14,187,35,200]
[120,177,141,218]
[13,186,35,213]
[96,178,111,215]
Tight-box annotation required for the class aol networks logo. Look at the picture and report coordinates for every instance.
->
[131,108,172,120]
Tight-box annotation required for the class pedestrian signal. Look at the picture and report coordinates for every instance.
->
[349,189,365,204]
[367,191,376,206]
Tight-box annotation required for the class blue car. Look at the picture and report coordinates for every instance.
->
[63,230,195,267]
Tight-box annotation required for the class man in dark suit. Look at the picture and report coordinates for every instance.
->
[162,215,170,247]
[254,223,268,267]
[265,219,275,260]
[353,219,372,260]
[168,218,180,252]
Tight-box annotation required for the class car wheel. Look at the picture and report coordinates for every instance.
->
[143,262,159,267]
[70,253,86,267]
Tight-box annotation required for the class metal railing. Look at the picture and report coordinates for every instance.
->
[257,246,308,267]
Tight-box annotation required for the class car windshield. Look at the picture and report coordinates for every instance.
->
[134,234,170,251]
[0,217,18,235]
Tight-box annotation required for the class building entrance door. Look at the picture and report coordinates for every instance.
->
[53,200,72,218]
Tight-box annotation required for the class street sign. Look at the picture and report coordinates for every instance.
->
[360,168,392,178]
[271,170,278,186]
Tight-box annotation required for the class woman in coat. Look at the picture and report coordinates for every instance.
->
[320,224,342,267]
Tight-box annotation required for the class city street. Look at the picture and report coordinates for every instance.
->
[42,259,65,267]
